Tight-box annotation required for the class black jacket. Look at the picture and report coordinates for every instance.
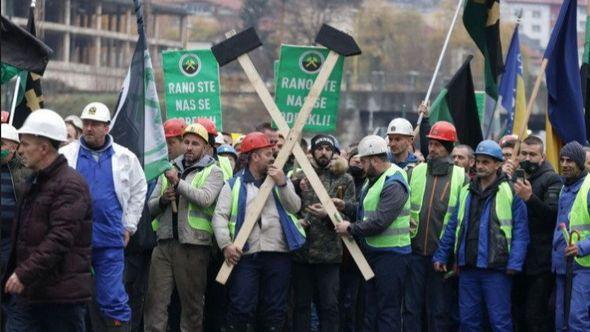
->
[522,161,562,275]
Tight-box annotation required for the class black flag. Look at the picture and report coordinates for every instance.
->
[12,5,46,128]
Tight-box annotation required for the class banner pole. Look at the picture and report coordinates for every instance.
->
[9,76,21,127]
[415,0,464,132]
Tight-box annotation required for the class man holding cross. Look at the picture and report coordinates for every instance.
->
[212,131,304,332]
[335,134,411,332]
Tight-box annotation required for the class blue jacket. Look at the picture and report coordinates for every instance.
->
[552,173,590,274]
[434,178,529,272]
[389,151,419,170]
[76,136,124,248]
[230,169,305,252]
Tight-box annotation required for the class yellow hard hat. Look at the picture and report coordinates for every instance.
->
[183,123,209,143]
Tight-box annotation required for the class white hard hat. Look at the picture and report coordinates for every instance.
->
[81,102,111,123]
[18,109,67,142]
[215,132,225,145]
[358,135,389,158]
[387,118,413,136]
[1,124,20,143]
[64,114,83,130]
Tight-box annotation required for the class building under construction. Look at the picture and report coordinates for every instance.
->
[1,0,232,91]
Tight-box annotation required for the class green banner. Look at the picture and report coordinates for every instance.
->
[162,49,222,129]
[274,45,344,132]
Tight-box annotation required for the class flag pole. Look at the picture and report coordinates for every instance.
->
[484,9,523,139]
[511,58,549,164]
[414,0,464,137]
[8,76,21,127]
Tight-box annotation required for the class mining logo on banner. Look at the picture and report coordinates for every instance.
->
[275,45,344,132]
[162,49,222,129]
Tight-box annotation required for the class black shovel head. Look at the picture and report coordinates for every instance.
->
[211,27,262,66]
[314,24,361,57]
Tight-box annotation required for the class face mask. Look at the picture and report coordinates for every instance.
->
[349,165,363,178]
[520,160,540,174]
[0,149,10,160]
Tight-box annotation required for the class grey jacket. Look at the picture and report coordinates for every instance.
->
[148,154,224,246]
[212,172,301,255]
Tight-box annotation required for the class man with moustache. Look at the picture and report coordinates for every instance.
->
[291,134,356,331]
[433,140,529,332]
[212,132,304,331]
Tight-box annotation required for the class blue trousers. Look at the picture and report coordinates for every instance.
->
[403,253,458,332]
[92,247,131,322]
[555,269,590,331]
[363,252,408,332]
[458,268,512,332]
[226,252,291,329]
[5,297,86,332]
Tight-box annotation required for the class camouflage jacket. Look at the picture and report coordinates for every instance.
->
[291,156,356,264]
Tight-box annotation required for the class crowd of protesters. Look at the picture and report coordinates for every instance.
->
[0,103,589,332]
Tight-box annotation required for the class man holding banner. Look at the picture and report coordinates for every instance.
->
[144,123,224,332]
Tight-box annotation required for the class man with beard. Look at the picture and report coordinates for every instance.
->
[212,132,303,331]
[511,135,562,332]
[551,141,590,331]
[290,134,355,331]
[403,121,466,332]
[433,140,529,332]
[335,135,411,331]
[144,123,224,331]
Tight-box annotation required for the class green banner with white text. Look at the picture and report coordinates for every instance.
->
[162,49,222,129]
[275,45,344,132]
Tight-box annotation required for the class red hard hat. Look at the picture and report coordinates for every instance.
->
[163,118,187,138]
[1,111,9,124]
[427,121,458,142]
[240,132,274,154]
[194,118,218,136]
